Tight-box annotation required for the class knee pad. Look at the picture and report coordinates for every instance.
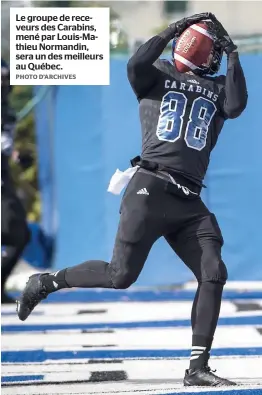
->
[108,265,137,289]
[200,255,228,285]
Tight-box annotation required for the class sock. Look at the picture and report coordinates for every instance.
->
[41,260,114,292]
[189,281,224,370]
[41,269,69,293]
[190,334,213,370]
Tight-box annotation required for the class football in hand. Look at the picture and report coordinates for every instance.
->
[174,23,214,73]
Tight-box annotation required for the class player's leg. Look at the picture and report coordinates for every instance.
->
[17,172,164,320]
[1,183,31,303]
[166,205,235,386]
[45,201,161,291]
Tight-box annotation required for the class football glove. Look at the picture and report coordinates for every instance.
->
[209,15,237,54]
[169,12,216,38]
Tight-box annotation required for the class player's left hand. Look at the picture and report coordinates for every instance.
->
[170,12,215,38]
[209,15,238,54]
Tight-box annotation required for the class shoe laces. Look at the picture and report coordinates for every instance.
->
[204,365,217,374]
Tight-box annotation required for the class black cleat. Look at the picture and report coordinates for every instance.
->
[16,274,48,321]
[184,365,237,387]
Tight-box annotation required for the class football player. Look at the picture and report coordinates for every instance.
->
[17,13,247,386]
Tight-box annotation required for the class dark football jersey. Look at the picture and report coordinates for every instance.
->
[138,59,227,185]
[127,30,247,186]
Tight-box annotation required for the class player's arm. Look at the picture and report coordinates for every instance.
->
[127,13,214,99]
[127,29,175,99]
[211,17,248,119]
[223,51,248,119]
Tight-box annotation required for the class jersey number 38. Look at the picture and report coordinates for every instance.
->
[156,91,217,151]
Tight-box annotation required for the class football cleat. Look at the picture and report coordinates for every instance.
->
[16,274,48,321]
[184,365,237,387]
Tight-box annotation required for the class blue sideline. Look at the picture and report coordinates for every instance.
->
[1,375,44,382]
[2,315,262,333]
[10,289,262,302]
[2,347,262,363]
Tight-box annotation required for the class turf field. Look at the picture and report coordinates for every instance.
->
[1,288,262,394]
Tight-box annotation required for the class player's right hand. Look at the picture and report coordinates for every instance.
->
[208,15,238,54]
[169,12,216,38]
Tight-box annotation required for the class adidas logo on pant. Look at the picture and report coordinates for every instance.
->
[137,188,149,195]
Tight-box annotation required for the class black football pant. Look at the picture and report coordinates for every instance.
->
[1,181,31,293]
[48,170,228,367]
[64,170,227,288]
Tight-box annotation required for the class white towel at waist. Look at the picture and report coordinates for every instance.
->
[107,166,139,195]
